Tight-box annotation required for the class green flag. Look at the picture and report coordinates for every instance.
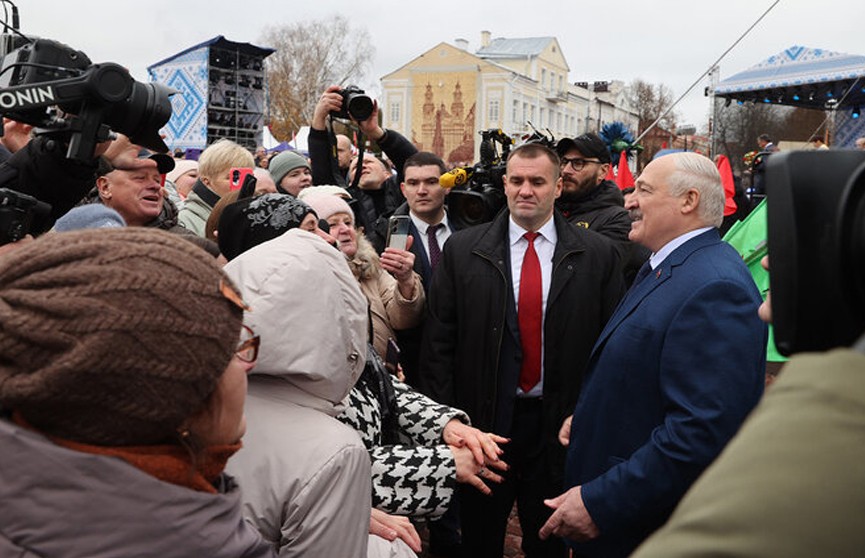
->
[723,199,785,362]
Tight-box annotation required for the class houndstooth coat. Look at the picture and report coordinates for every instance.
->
[337,377,469,520]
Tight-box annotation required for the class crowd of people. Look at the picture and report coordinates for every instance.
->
[1,89,863,558]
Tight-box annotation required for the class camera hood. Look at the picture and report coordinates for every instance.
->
[766,150,865,355]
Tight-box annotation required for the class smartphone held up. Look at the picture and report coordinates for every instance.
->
[386,215,410,250]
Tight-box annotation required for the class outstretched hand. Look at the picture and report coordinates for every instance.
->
[442,418,507,465]
[444,419,509,495]
[451,443,508,495]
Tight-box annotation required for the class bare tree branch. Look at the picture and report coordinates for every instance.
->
[260,15,374,140]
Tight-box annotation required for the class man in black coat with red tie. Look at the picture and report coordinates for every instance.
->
[420,143,624,557]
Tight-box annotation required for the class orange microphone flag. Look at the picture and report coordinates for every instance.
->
[716,155,738,216]
[615,150,635,190]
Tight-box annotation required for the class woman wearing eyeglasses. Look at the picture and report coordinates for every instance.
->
[0,228,274,558]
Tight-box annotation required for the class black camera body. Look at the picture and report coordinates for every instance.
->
[331,85,373,122]
[0,187,50,245]
[0,38,175,161]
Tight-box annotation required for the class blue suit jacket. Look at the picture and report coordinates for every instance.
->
[566,229,768,557]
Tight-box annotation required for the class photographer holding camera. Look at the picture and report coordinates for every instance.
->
[309,85,415,253]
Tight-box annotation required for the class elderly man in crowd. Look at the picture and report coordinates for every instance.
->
[540,152,767,557]
[91,134,218,256]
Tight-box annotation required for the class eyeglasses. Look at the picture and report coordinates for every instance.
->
[560,157,605,172]
[220,279,251,311]
[236,324,260,363]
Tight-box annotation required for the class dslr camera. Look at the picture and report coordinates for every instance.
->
[330,85,374,122]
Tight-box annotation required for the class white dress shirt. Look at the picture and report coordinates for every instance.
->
[508,216,557,397]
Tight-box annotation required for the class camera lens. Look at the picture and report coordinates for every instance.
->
[105,81,175,153]
[347,94,374,121]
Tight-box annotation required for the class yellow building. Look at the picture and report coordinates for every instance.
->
[381,31,638,165]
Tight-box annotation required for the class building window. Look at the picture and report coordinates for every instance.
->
[488,99,500,123]
[550,72,555,92]
[557,112,563,131]
[513,100,519,123]
[389,100,400,124]
[530,104,536,123]
[540,108,545,127]
[522,102,528,124]
[541,68,546,89]
[559,75,564,92]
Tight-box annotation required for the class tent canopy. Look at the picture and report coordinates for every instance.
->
[147,35,274,71]
[715,46,865,110]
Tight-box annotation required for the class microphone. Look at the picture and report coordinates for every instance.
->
[439,167,473,189]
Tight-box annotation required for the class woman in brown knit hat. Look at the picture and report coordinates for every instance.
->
[0,228,274,558]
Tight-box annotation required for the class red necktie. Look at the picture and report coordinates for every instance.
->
[518,232,542,393]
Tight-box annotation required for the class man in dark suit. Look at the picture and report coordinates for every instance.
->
[397,152,456,290]
[394,152,458,386]
[540,152,767,557]
[420,143,624,557]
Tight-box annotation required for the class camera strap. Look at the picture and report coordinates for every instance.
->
[324,116,348,188]
[350,130,366,190]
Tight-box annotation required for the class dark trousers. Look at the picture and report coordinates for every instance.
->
[459,398,567,558]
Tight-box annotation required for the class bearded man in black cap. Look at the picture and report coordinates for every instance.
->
[555,133,648,283]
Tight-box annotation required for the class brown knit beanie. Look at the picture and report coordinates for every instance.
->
[0,228,244,446]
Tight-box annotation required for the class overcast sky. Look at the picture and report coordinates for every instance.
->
[12,0,864,132]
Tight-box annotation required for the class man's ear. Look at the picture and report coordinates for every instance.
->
[96,176,111,200]
[597,164,610,184]
[681,188,700,215]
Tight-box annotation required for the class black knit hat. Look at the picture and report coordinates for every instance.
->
[0,228,244,445]
[556,133,612,164]
[217,193,316,261]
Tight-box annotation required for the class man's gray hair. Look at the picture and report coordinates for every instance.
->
[667,152,725,227]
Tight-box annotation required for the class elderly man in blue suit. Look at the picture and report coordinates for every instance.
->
[539,151,767,557]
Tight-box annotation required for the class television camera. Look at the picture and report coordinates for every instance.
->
[439,128,514,230]
[766,149,865,355]
[0,20,175,245]
[0,37,175,162]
